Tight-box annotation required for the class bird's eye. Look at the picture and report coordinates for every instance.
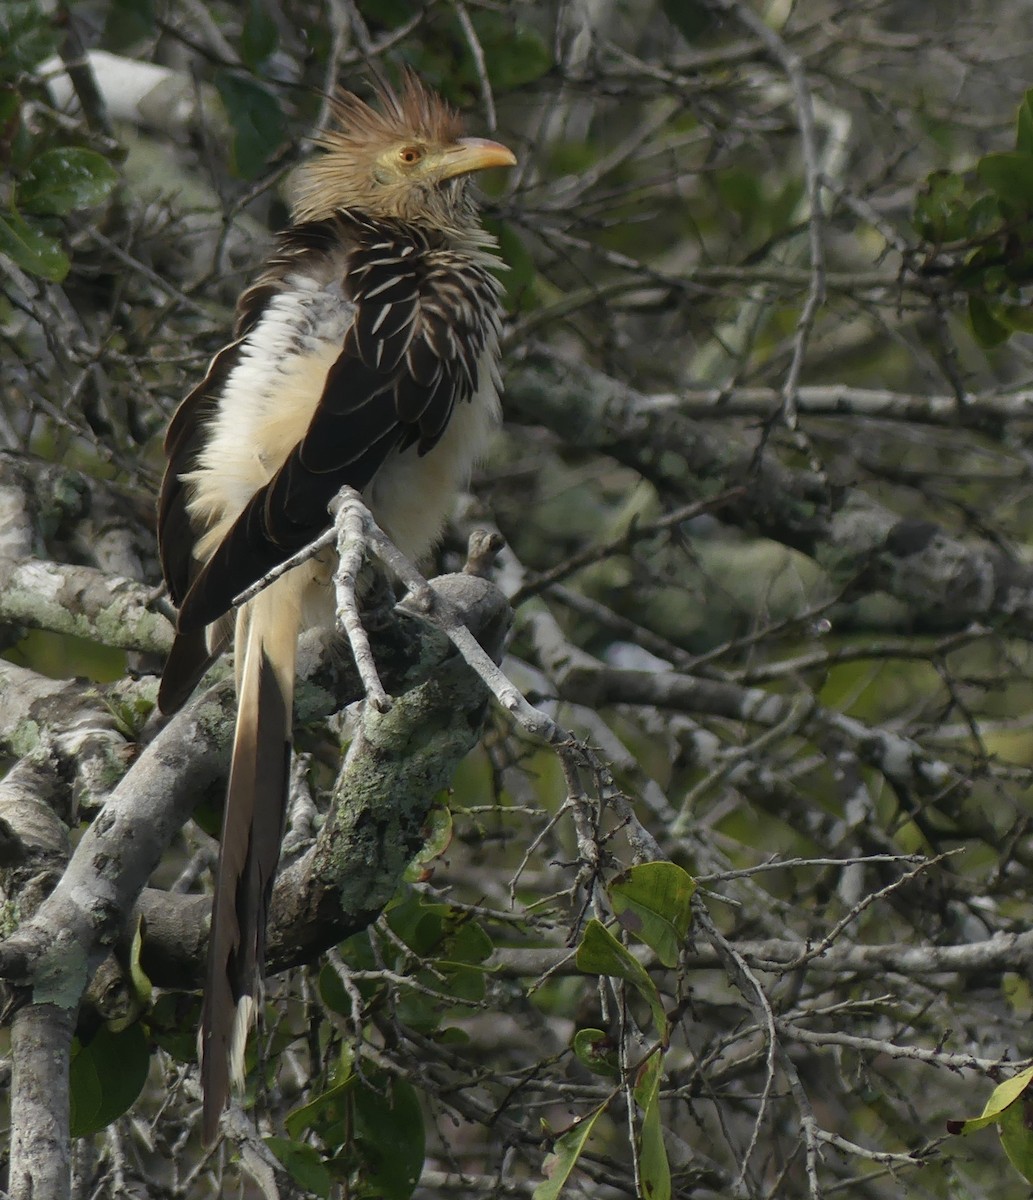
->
[399,145,423,165]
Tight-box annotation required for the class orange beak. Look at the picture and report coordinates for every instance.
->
[439,137,518,179]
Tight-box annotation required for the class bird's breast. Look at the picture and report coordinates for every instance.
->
[367,350,501,561]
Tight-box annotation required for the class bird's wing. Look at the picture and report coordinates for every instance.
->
[156,221,348,711]
[157,338,250,713]
[158,218,346,609]
[175,212,497,635]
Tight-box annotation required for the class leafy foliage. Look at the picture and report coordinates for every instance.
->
[948,1066,1033,1184]
[555,865,693,1195]
[534,1104,606,1200]
[914,89,1033,346]
[214,71,287,180]
[609,861,696,969]
[280,1062,425,1199]
[69,1023,150,1137]
[0,4,118,281]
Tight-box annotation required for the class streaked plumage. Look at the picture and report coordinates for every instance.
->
[156,73,514,1141]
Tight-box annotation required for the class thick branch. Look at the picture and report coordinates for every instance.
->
[557,659,953,795]
[665,383,1033,428]
[491,925,1033,979]
[9,1003,74,1200]
[0,661,155,811]
[0,681,238,996]
[0,559,172,656]
[0,569,509,1200]
[132,572,510,986]
[268,574,507,972]
[507,349,1033,631]
[2,754,75,1200]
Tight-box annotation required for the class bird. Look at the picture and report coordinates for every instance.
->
[155,71,516,1141]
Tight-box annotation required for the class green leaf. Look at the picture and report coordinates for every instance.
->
[0,2,61,74]
[1000,1094,1033,1184]
[999,305,1033,334]
[319,945,379,1016]
[572,1028,620,1078]
[968,295,1010,347]
[240,0,279,70]
[266,1137,333,1198]
[977,152,1033,209]
[608,861,696,969]
[103,0,155,51]
[394,986,444,1034]
[388,895,447,955]
[403,802,453,882]
[353,1074,425,1200]
[1017,91,1033,156]
[1003,972,1033,1019]
[364,0,418,29]
[146,993,201,1063]
[109,915,153,1031]
[285,1075,357,1145]
[966,192,1001,238]
[214,72,286,179]
[471,15,551,90]
[0,208,69,281]
[436,11,550,94]
[436,1025,470,1046]
[716,166,764,220]
[533,1105,606,1200]
[913,169,971,243]
[391,897,493,965]
[438,958,487,1002]
[635,1055,671,1200]
[947,1064,1033,1135]
[17,147,118,216]
[70,1023,150,1136]
[444,918,493,966]
[129,914,152,1000]
[576,920,669,1042]
[660,0,715,40]
[69,1035,103,1136]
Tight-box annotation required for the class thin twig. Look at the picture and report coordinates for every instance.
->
[454,2,497,130]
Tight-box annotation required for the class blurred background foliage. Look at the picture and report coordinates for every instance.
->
[6,0,1033,1197]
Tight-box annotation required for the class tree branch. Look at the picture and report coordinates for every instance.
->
[507,348,1033,631]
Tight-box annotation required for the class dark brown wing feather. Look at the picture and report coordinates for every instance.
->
[156,349,240,713]
[176,212,501,635]
[156,222,346,712]
[158,219,346,602]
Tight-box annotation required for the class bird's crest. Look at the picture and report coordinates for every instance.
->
[315,70,464,153]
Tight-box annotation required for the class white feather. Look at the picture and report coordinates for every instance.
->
[186,277,354,546]
[229,994,257,1093]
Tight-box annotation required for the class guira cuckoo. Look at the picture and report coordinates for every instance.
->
[156,73,515,1140]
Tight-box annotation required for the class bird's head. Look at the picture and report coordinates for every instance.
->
[290,72,516,230]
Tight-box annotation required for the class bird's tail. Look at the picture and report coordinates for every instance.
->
[200,576,300,1143]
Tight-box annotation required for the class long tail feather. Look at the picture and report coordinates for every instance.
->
[200,580,300,1142]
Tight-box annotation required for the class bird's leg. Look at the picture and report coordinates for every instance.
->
[330,487,393,714]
